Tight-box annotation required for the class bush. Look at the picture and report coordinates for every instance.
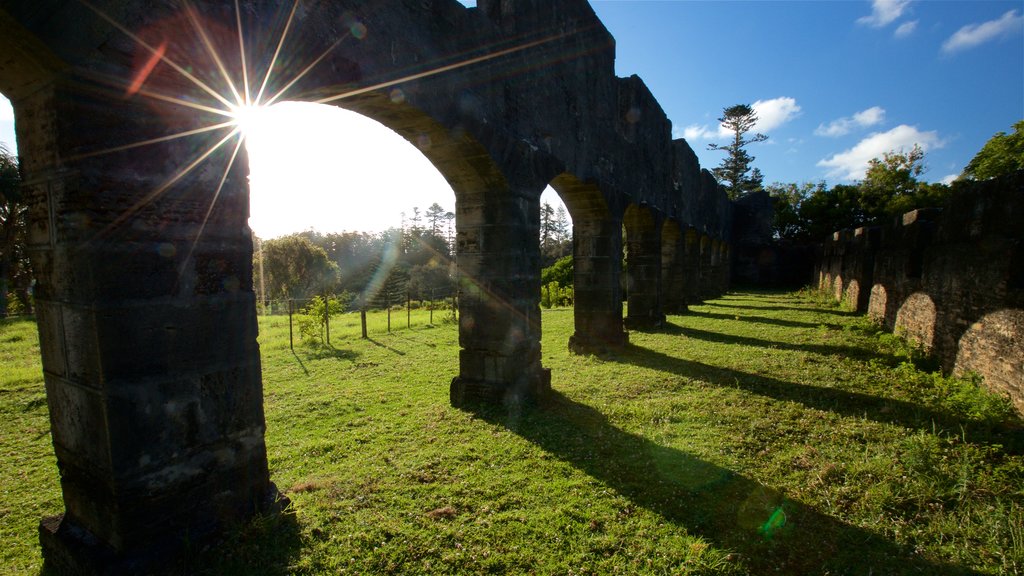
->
[541,281,573,308]
[298,295,349,345]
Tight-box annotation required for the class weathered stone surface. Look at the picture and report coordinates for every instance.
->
[816,172,1024,415]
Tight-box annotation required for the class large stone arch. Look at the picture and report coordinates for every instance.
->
[0,0,743,570]
[895,292,938,351]
[550,172,628,353]
[954,308,1024,413]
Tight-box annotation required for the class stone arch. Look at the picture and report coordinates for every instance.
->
[660,218,685,314]
[955,308,1024,414]
[844,279,862,310]
[550,172,627,353]
[895,292,937,351]
[623,203,664,329]
[0,1,562,569]
[868,283,889,326]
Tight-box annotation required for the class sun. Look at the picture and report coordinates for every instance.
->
[228,103,269,140]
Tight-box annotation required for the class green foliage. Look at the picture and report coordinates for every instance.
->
[540,202,571,267]
[960,120,1024,181]
[540,281,573,308]
[540,254,573,287]
[5,291,28,316]
[763,145,953,241]
[709,104,768,199]
[297,295,349,345]
[257,235,339,301]
[0,144,30,318]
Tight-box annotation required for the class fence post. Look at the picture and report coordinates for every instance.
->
[288,299,294,351]
[407,292,411,329]
[429,289,434,325]
[361,308,368,339]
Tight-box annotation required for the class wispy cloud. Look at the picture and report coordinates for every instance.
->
[815,106,886,137]
[677,124,715,141]
[818,124,942,180]
[752,97,801,133]
[894,20,918,38]
[942,10,1023,54]
[857,0,912,28]
[679,97,800,142]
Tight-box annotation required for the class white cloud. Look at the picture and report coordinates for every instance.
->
[940,173,958,185]
[942,10,1023,54]
[817,124,942,180]
[857,0,912,28]
[678,124,715,141]
[894,20,918,38]
[751,97,801,133]
[815,106,886,137]
[679,97,800,143]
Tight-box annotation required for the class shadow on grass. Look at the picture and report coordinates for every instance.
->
[195,506,304,576]
[290,351,310,375]
[473,391,981,575]
[705,301,861,317]
[599,344,1023,453]
[366,337,407,356]
[657,322,894,365]
[305,344,361,361]
[684,309,843,331]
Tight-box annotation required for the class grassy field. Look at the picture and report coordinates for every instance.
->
[1,291,1022,575]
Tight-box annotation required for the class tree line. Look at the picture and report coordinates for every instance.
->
[709,105,1022,242]
[256,198,573,310]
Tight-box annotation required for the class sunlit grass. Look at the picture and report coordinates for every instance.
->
[1,291,1021,574]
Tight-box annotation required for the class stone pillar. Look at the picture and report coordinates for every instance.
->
[661,220,686,314]
[451,182,551,407]
[683,228,701,305]
[698,234,713,299]
[20,82,279,574]
[623,205,664,329]
[568,215,628,353]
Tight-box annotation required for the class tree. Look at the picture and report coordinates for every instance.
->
[764,181,827,241]
[960,120,1024,181]
[0,145,29,317]
[540,201,557,265]
[708,104,768,199]
[859,145,925,219]
[257,234,339,301]
[425,202,447,238]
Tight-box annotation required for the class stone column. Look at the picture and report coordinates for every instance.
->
[660,221,686,314]
[568,215,628,353]
[623,205,664,329]
[698,234,713,300]
[683,228,701,305]
[22,82,279,574]
[451,183,551,407]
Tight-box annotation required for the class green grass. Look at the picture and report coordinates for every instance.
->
[2,291,1022,575]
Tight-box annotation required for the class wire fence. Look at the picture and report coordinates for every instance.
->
[261,292,459,350]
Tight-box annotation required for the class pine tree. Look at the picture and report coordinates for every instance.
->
[708,104,768,199]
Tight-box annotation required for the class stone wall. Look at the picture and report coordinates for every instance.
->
[816,172,1024,415]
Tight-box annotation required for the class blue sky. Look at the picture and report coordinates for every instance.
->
[584,0,1023,185]
[1,1,1021,236]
